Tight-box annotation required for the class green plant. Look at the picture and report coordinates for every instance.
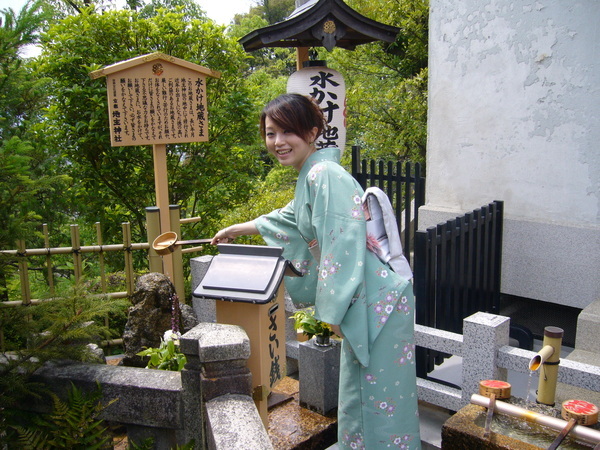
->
[291,307,334,339]
[137,330,187,371]
[11,382,115,449]
[0,280,128,430]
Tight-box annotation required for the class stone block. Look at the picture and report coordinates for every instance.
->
[31,361,183,429]
[190,256,216,323]
[205,394,273,450]
[575,299,600,354]
[298,339,340,415]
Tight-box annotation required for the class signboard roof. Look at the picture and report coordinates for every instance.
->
[89,52,221,80]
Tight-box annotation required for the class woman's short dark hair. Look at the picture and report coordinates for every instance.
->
[260,93,327,143]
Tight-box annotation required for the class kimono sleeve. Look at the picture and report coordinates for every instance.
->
[254,201,318,307]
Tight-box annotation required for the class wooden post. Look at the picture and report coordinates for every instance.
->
[153,143,174,281]
[296,47,309,70]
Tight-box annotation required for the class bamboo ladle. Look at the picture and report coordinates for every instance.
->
[152,231,212,255]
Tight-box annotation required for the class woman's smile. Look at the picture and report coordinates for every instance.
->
[264,116,316,171]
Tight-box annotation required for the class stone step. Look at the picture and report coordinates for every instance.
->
[575,299,600,354]
[566,348,600,367]
[267,377,337,450]
[556,348,600,407]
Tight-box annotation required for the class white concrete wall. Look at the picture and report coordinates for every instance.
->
[424,0,599,308]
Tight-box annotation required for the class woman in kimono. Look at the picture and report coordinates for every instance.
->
[212,93,421,449]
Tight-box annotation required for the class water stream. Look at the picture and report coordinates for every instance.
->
[526,370,534,403]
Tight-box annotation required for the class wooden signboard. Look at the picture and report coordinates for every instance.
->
[90,52,221,147]
[90,54,220,296]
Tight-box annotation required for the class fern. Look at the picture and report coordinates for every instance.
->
[13,382,115,449]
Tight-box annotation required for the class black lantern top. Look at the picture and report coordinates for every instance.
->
[239,0,400,52]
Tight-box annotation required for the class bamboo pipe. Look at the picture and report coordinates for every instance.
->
[529,344,555,371]
[529,326,564,406]
[471,394,600,446]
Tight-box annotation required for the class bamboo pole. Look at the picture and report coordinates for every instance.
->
[0,291,130,308]
[169,205,185,302]
[122,223,135,296]
[0,243,150,256]
[146,206,163,273]
[95,222,110,329]
[96,222,107,294]
[43,224,55,296]
[179,216,201,224]
[70,225,82,283]
[17,239,31,305]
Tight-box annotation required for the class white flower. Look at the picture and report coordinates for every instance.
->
[163,329,181,344]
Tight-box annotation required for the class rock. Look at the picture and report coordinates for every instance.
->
[120,273,198,367]
[83,343,106,364]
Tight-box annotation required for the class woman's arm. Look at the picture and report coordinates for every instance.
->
[211,220,259,245]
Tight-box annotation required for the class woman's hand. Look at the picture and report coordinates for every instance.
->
[211,220,260,245]
[211,227,236,245]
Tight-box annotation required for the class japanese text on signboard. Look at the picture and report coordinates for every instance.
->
[269,306,282,388]
[108,74,206,146]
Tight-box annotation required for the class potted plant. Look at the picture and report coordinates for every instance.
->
[291,307,335,347]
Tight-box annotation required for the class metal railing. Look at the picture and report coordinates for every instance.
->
[414,200,504,378]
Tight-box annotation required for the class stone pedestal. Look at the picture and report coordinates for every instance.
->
[299,338,340,415]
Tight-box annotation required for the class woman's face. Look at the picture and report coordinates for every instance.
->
[264,116,317,171]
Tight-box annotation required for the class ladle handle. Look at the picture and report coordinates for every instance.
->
[177,239,213,245]
[547,418,576,450]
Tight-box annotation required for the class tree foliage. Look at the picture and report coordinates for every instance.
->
[328,0,429,164]
[35,4,265,252]
[0,1,70,298]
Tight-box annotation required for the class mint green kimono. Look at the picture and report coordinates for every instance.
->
[255,148,421,449]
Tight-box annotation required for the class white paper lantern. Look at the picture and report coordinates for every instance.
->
[287,61,347,153]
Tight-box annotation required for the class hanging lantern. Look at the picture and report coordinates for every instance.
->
[287,61,347,153]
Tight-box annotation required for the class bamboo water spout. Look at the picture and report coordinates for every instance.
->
[528,326,564,406]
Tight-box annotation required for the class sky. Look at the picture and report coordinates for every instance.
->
[2,0,257,57]
[1,0,257,25]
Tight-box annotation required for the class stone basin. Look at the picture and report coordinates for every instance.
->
[442,400,599,449]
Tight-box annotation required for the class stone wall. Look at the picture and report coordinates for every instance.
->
[29,322,272,449]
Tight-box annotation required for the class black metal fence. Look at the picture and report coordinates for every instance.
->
[350,146,425,266]
[413,200,504,377]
